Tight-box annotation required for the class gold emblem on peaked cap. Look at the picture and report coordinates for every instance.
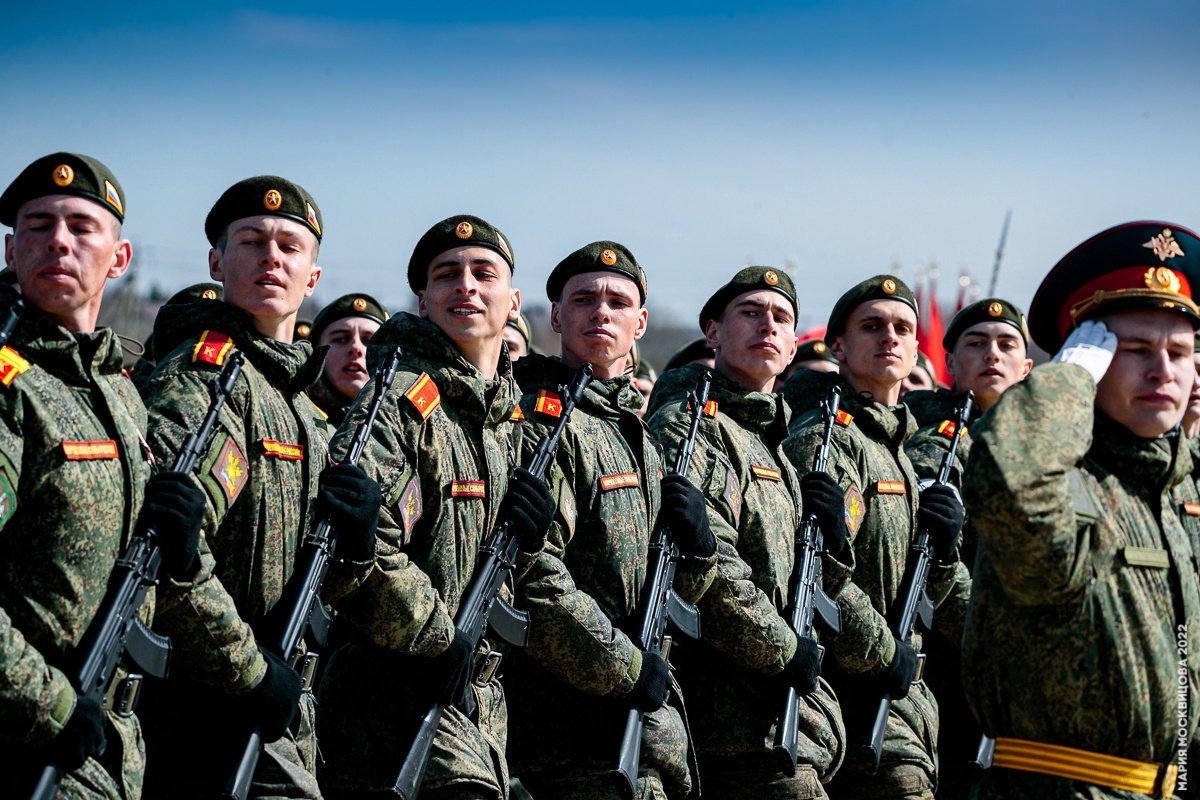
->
[52,164,74,187]
[1143,228,1185,262]
[764,270,779,286]
[813,341,827,354]
[263,189,283,211]
[353,297,367,312]
[882,278,897,294]
[455,221,473,239]
[600,249,618,266]
[1144,266,1182,294]
[202,289,217,300]
[988,301,1003,316]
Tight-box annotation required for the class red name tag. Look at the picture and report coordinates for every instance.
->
[62,440,119,460]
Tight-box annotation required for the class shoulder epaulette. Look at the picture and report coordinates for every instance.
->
[534,388,563,418]
[703,399,718,417]
[936,419,964,439]
[0,346,30,386]
[835,409,854,427]
[510,405,525,421]
[192,330,235,366]
[404,373,441,420]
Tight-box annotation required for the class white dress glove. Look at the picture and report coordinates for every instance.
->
[1052,319,1117,384]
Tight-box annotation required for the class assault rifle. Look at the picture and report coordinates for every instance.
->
[612,369,711,800]
[774,385,844,774]
[222,346,402,800]
[861,391,973,773]
[392,362,594,800]
[32,350,245,800]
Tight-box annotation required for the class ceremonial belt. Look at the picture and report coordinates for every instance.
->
[992,737,1178,799]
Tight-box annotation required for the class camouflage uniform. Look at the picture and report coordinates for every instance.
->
[141,299,338,800]
[0,309,153,799]
[307,377,350,427]
[504,354,713,800]
[316,312,522,799]
[649,364,847,800]
[783,369,972,798]
[962,362,1200,799]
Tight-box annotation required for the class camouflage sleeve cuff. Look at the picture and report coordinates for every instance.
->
[47,680,76,735]
[235,650,268,694]
[622,647,644,692]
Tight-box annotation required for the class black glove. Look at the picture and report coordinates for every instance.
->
[918,483,964,564]
[141,471,206,580]
[242,649,302,743]
[49,693,106,771]
[429,628,477,709]
[778,636,821,696]
[627,651,671,712]
[318,463,382,562]
[799,472,850,563]
[660,474,716,559]
[878,640,919,700]
[498,467,554,553]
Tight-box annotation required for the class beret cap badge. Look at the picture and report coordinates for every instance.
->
[988,301,1003,316]
[52,164,74,187]
[1144,266,1182,294]
[813,341,827,354]
[600,249,618,266]
[352,297,367,312]
[882,278,897,294]
[455,221,473,239]
[202,289,218,300]
[263,189,283,211]
[764,270,779,286]
[1143,229,1185,262]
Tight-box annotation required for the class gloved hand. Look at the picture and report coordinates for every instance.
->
[919,483,964,564]
[498,467,555,553]
[878,640,919,700]
[778,636,821,696]
[318,463,382,562]
[627,651,671,712]
[1052,319,1117,384]
[660,474,716,559]
[429,628,477,709]
[242,649,302,743]
[800,472,850,563]
[140,470,205,580]
[49,693,106,771]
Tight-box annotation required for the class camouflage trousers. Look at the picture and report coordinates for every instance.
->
[3,712,146,800]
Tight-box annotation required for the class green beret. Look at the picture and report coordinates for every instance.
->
[407,215,514,293]
[663,338,715,373]
[795,338,838,365]
[165,282,222,306]
[629,342,657,381]
[826,275,918,341]
[506,312,533,346]
[205,175,323,246]
[942,297,1029,351]
[0,152,125,226]
[546,241,646,304]
[699,266,797,331]
[310,293,389,345]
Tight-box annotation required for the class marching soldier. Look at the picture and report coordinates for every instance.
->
[129,282,222,397]
[316,215,553,799]
[963,222,1200,799]
[502,311,534,362]
[505,241,716,798]
[782,275,969,799]
[307,293,389,425]
[0,153,204,798]
[141,176,381,798]
[648,267,850,798]
[773,338,840,393]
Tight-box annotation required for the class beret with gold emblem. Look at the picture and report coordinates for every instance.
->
[663,338,716,373]
[0,152,126,226]
[1029,221,1200,353]
[825,274,919,342]
[205,175,323,246]
[795,338,839,366]
[546,240,647,304]
[942,297,1029,351]
[506,311,533,346]
[310,293,390,345]
[407,214,514,293]
[699,266,797,331]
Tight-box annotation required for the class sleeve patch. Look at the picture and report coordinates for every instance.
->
[450,479,487,498]
[62,440,119,460]
[404,373,441,420]
[835,409,854,427]
[534,389,563,418]
[1183,503,1200,516]
[0,346,30,386]
[398,476,422,535]
[557,479,577,537]
[844,485,865,534]
[723,470,742,526]
[260,439,304,460]
[750,464,782,481]
[211,438,248,501]
[875,480,906,495]
[192,330,235,366]
[0,471,17,526]
[599,472,639,491]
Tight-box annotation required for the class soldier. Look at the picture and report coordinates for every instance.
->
[140,176,381,799]
[773,338,840,393]
[129,283,222,397]
[307,293,390,425]
[316,215,553,799]
[963,222,1200,799]
[644,339,715,420]
[0,153,204,798]
[502,311,534,362]
[505,241,716,798]
[647,266,850,798]
[899,351,938,398]
[782,275,970,799]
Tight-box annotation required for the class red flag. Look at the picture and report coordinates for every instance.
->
[918,270,950,385]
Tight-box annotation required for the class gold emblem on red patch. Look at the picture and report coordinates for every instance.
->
[835,409,854,427]
[0,346,30,386]
[263,189,283,211]
[535,389,563,418]
[455,221,473,239]
[882,279,897,295]
[988,302,1003,316]
[1144,266,1182,294]
[844,485,864,534]
[1143,228,1185,262]
[764,271,779,286]
[600,249,618,266]
[52,164,74,187]
[399,477,422,535]
[213,438,248,500]
[353,297,367,312]
[936,420,964,439]
[192,330,234,366]
[404,373,441,420]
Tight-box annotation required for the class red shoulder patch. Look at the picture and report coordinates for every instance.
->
[404,373,441,420]
[936,420,965,439]
[192,330,234,366]
[535,389,562,418]
[835,409,854,427]
[0,346,30,386]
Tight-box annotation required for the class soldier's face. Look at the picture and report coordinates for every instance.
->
[946,321,1033,410]
[832,299,919,393]
[209,215,321,334]
[319,316,380,400]
[1094,309,1195,438]
[551,272,647,380]
[4,195,130,332]
[1185,352,1200,430]
[418,246,518,348]
[705,290,798,392]
[501,326,528,361]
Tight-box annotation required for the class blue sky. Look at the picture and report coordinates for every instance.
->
[4,1,1199,332]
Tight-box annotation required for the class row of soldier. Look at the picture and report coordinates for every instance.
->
[0,151,1195,800]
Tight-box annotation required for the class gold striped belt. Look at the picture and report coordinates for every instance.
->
[992,737,1178,799]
